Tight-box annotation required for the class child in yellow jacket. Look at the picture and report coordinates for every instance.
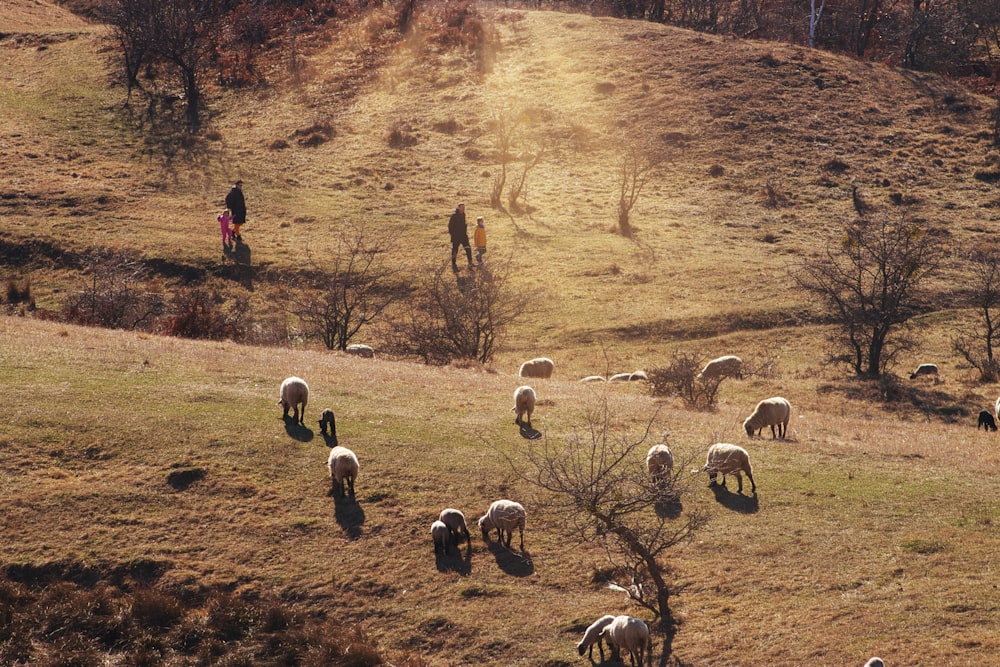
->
[474,216,487,265]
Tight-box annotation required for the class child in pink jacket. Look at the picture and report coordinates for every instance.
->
[217,208,234,248]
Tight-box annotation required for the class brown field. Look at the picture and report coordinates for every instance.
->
[2,1,1000,666]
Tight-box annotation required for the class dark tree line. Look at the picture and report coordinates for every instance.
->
[576,0,1000,80]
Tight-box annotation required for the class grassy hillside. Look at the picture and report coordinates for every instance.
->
[2,1,1000,665]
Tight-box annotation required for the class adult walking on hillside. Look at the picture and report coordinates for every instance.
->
[225,179,247,241]
[448,202,473,271]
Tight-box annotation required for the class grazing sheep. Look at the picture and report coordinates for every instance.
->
[864,659,885,667]
[327,446,359,498]
[646,443,674,485]
[346,343,375,358]
[576,614,615,662]
[431,520,450,554]
[278,376,309,424]
[696,355,743,381]
[438,508,471,548]
[608,372,633,382]
[601,615,650,667]
[318,408,338,444]
[478,499,526,550]
[743,396,792,439]
[628,370,648,381]
[512,385,537,428]
[909,363,938,379]
[580,375,607,383]
[518,357,554,379]
[703,443,756,494]
[978,410,997,432]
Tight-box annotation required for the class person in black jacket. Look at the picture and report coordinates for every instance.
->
[225,180,247,241]
[448,202,473,271]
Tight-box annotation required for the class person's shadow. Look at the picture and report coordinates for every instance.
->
[223,238,254,290]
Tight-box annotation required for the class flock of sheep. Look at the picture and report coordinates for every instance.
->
[277,351,891,666]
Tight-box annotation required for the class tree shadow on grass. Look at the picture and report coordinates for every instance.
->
[283,416,314,443]
[329,492,365,540]
[709,482,759,514]
[435,540,472,575]
[483,540,534,577]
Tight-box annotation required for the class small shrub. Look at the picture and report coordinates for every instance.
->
[387,122,418,148]
[269,138,290,150]
[973,169,1000,183]
[432,118,460,134]
[6,277,31,304]
[822,158,850,173]
[708,164,725,177]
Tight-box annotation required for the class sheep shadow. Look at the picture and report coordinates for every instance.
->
[519,425,542,440]
[709,482,760,514]
[329,492,365,539]
[283,416,314,442]
[483,541,534,577]
[435,541,473,575]
[320,431,339,447]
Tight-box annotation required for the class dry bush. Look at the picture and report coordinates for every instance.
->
[159,288,249,341]
[647,350,724,409]
[387,121,419,148]
[5,277,32,305]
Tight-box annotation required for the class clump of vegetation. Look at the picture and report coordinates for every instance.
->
[0,568,395,666]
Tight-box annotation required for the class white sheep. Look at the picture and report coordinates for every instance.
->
[327,445,359,498]
[512,385,537,428]
[346,343,375,358]
[576,614,615,662]
[645,443,674,486]
[278,376,309,424]
[431,520,450,554]
[580,375,607,383]
[518,357,554,379]
[601,615,650,667]
[318,408,338,444]
[628,370,648,381]
[438,508,471,548]
[478,499,526,550]
[864,659,885,667]
[608,372,633,382]
[743,396,791,439]
[696,355,743,381]
[703,443,756,494]
[909,363,938,379]
[995,395,1000,425]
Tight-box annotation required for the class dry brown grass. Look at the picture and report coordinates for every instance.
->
[2,2,1000,665]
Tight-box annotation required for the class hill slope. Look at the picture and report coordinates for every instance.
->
[2,3,998,366]
[2,4,1000,664]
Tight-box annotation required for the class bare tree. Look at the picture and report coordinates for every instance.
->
[62,251,163,330]
[616,136,661,238]
[385,261,532,365]
[647,351,725,409]
[954,246,1000,381]
[507,139,545,214]
[793,214,943,378]
[286,223,400,351]
[514,395,708,654]
[488,107,516,209]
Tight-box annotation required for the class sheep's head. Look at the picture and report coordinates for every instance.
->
[477,515,492,538]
